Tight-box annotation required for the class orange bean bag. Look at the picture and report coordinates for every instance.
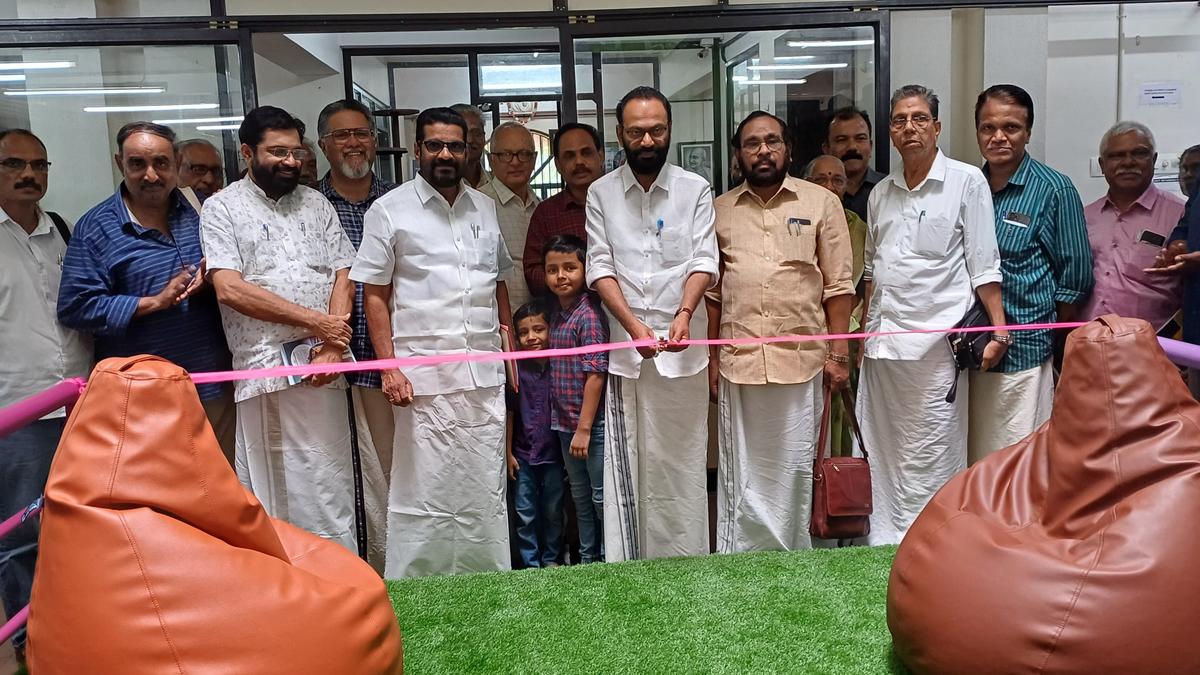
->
[887,315,1200,674]
[26,356,403,674]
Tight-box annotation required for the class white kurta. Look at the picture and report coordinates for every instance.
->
[385,387,509,578]
[604,362,709,562]
[858,355,966,545]
[716,377,821,553]
[235,385,359,553]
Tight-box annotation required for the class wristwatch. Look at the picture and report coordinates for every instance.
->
[991,333,1013,346]
[674,307,693,319]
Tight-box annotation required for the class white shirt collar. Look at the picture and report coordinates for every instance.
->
[888,149,948,192]
[0,204,49,237]
[619,162,674,195]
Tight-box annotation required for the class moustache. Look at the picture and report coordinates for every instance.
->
[840,150,864,162]
[14,179,40,190]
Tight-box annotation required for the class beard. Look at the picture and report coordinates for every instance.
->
[337,156,372,180]
[742,159,787,188]
[250,159,299,197]
[423,158,462,188]
[622,138,670,176]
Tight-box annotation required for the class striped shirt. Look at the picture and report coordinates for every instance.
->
[57,187,231,399]
[984,153,1092,372]
[318,172,396,389]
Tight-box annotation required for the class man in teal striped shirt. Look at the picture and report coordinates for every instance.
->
[968,84,1093,464]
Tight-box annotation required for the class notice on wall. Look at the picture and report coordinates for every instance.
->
[1139,81,1182,107]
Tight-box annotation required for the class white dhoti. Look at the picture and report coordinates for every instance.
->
[716,376,821,553]
[858,355,966,546]
[350,385,394,573]
[235,386,357,553]
[604,361,709,562]
[967,360,1054,465]
[385,386,509,578]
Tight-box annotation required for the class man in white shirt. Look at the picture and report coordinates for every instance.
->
[858,85,1008,545]
[351,107,515,578]
[0,129,90,661]
[201,106,368,555]
[478,122,539,311]
[586,86,719,561]
[450,103,490,189]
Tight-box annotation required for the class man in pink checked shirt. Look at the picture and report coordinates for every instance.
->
[1080,121,1184,329]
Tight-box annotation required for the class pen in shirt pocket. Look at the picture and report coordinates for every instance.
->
[261,222,270,240]
[656,218,664,239]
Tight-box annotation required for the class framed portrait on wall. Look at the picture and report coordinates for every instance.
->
[604,143,626,173]
[678,142,713,185]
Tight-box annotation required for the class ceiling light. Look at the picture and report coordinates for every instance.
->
[733,76,808,85]
[0,75,25,82]
[152,115,243,125]
[748,63,848,71]
[786,39,873,48]
[84,103,219,113]
[5,86,164,97]
[195,124,240,131]
[0,61,74,71]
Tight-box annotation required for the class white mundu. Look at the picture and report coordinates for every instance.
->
[586,162,718,561]
[350,173,514,578]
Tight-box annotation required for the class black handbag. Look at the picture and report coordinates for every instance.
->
[944,299,991,403]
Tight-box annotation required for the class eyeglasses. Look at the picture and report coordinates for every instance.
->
[740,137,786,153]
[621,125,669,142]
[322,128,375,143]
[0,158,50,172]
[263,147,311,161]
[1102,148,1154,163]
[489,150,537,164]
[421,139,468,155]
[889,114,934,131]
[183,163,220,177]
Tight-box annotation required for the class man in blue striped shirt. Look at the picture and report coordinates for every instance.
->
[57,122,234,460]
[968,84,1093,463]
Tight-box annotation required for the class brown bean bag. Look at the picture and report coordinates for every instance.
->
[888,315,1200,674]
[26,356,403,674]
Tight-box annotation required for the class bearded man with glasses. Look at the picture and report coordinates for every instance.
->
[351,106,516,578]
[705,111,854,553]
[584,86,718,562]
[200,105,362,555]
[856,85,1006,545]
[312,98,397,573]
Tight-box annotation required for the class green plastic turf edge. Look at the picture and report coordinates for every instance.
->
[388,546,907,674]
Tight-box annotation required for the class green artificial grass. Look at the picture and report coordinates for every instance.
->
[388,546,906,674]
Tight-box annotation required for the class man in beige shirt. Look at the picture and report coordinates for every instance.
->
[479,122,540,311]
[706,110,854,553]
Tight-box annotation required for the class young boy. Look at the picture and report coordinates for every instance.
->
[544,234,609,563]
[506,299,565,568]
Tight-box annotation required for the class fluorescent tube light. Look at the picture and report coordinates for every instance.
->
[733,76,808,85]
[0,75,25,82]
[0,61,74,71]
[748,63,847,71]
[786,39,873,48]
[84,103,219,113]
[5,86,164,97]
[194,124,241,131]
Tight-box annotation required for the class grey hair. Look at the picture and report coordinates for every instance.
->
[1100,120,1156,155]
[489,121,532,147]
[177,138,218,157]
[316,98,373,138]
[889,84,940,120]
[449,103,484,125]
[801,154,844,179]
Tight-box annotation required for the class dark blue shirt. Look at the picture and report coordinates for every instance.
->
[1169,177,1200,344]
[506,360,560,465]
[317,172,396,389]
[57,187,231,400]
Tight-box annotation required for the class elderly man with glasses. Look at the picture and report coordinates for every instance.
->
[177,138,225,199]
[856,85,1006,545]
[314,98,396,573]
[479,122,540,311]
[351,107,515,578]
[200,105,361,554]
[58,121,234,458]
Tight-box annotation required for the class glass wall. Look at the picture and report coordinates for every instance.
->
[0,44,243,220]
[0,0,209,19]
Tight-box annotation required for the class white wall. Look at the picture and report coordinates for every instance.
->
[889,10,954,171]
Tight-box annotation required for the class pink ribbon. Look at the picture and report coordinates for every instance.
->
[190,321,1087,385]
